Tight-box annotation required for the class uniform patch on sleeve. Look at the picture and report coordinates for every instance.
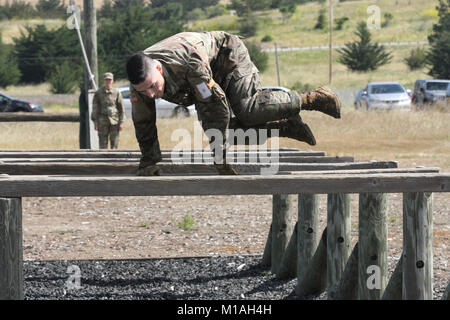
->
[130,93,138,103]
[195,82,212,99]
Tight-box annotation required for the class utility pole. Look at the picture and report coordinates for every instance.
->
[83,0,98,149]
[274,42,281,86]
[329,0,333,85]
[83,0,98,92]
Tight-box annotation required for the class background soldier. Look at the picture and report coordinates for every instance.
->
[91,72,125,149]
[126,31,341,175]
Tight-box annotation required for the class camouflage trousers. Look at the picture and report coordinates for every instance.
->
[206,35,301,127]
[97,118,120,149]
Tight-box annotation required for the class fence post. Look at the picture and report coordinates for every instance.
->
[87,89,99,150]
[272,194,296,274]
[358,193,388,300]
[297,194,320,283]
[261,224,272,267]
[0,197,23,300]
[382,255,403,300]
[327,193,351,294]
[403,192,433,300]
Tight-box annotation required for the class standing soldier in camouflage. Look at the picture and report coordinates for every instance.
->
[91,72,125,149]
[126,31,341,175]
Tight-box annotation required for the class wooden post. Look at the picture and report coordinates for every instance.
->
[276,222,297,279]
[327,193,351,294]
[382,255,403,300]
[296,227,328,297]
[297,194,320,283]
[261,224,272,267]
[0,198,23,300]
[358,193,388,300]
[402,192,433,300]
[443,282,450,300]
[271,194,295,274]
[87,89,99,149]
[274,42,281,86]
[329,242,359,300]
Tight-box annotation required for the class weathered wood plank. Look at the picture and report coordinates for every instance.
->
[327,193,352,294]
[328,243,359,300]
[358,193,388,300]
[402,192,433,300]
[0,173,449,197]
[297,194,320,283]
[443,282,450,300]
[0,150,326,158]
[0,161,401,176]
[271,194,296,275]
[296,227,328,297]
[0,198,23,300]
[382,256,403,300]
[0,113,79,122]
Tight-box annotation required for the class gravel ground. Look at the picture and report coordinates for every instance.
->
[24,254,448,300]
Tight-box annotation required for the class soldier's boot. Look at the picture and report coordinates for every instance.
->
[267,115,316,146]
[300,87,341,119]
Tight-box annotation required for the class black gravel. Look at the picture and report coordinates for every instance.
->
[24,255,301,300]
[24,255,447,300]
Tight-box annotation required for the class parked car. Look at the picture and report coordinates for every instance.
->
[354,82,412,110]
[412,79,450,105]
[0,93,43,112]
[118,85,196,118]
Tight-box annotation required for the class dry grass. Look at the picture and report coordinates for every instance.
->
[2,108,449,171]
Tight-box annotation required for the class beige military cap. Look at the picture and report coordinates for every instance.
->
[104,72,114,80]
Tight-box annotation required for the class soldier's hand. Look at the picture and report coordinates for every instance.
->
[137,165,161,176]
[214,163,239,175]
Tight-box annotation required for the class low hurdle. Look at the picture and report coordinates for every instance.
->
[0,148,449,300]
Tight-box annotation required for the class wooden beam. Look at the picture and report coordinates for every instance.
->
[327,193,352,294]
[0,173,449,197]
[297,194,320,283]
[402,192,433,300]
[382,255,403,300]
[358,193,388,300]
[272,194,296,275]
[0,198,23,300]
[0,113,79,122]
[0,150,326,158]
[296,227,328,297]
[328,242,359,300]
[0,161,401,176]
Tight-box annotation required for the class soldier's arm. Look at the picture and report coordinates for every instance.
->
[91,91,100,123]
[116,90,125,123]
[130,87,162,168]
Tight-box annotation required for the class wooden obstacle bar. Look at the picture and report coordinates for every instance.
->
[0,148,449,300]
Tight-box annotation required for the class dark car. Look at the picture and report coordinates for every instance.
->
[0,93,43,112]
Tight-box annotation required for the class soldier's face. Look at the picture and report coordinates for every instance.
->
[104,79,113,90]
[133,65,165,99]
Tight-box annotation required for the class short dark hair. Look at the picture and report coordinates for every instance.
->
[126,52,152,85]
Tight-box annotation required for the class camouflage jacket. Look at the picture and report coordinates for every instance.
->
[91,87,125,126]
[130,31,256,168]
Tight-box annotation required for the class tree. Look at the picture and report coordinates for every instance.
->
[314,8,327,30]
[0,34,21,88]
[427,0,450,79]
[35,0,66,18]
[337,22,392,72]
[404,47,427,71]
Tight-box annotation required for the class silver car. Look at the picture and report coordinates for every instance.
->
[118,85,196,118]
[355,82,412,110]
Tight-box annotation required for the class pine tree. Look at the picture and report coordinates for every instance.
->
[427,0,450,79]
[337,22,392,72]
[0,33,21,88]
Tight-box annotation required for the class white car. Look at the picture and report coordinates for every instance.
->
[118,85,196,118]
[354,82,412,110]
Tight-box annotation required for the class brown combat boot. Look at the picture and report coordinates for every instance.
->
[300,87,341,119]
[267,115,316,146]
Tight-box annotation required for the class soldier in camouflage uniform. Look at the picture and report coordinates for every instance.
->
[91,72,125,149]
[126,31,341,175]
